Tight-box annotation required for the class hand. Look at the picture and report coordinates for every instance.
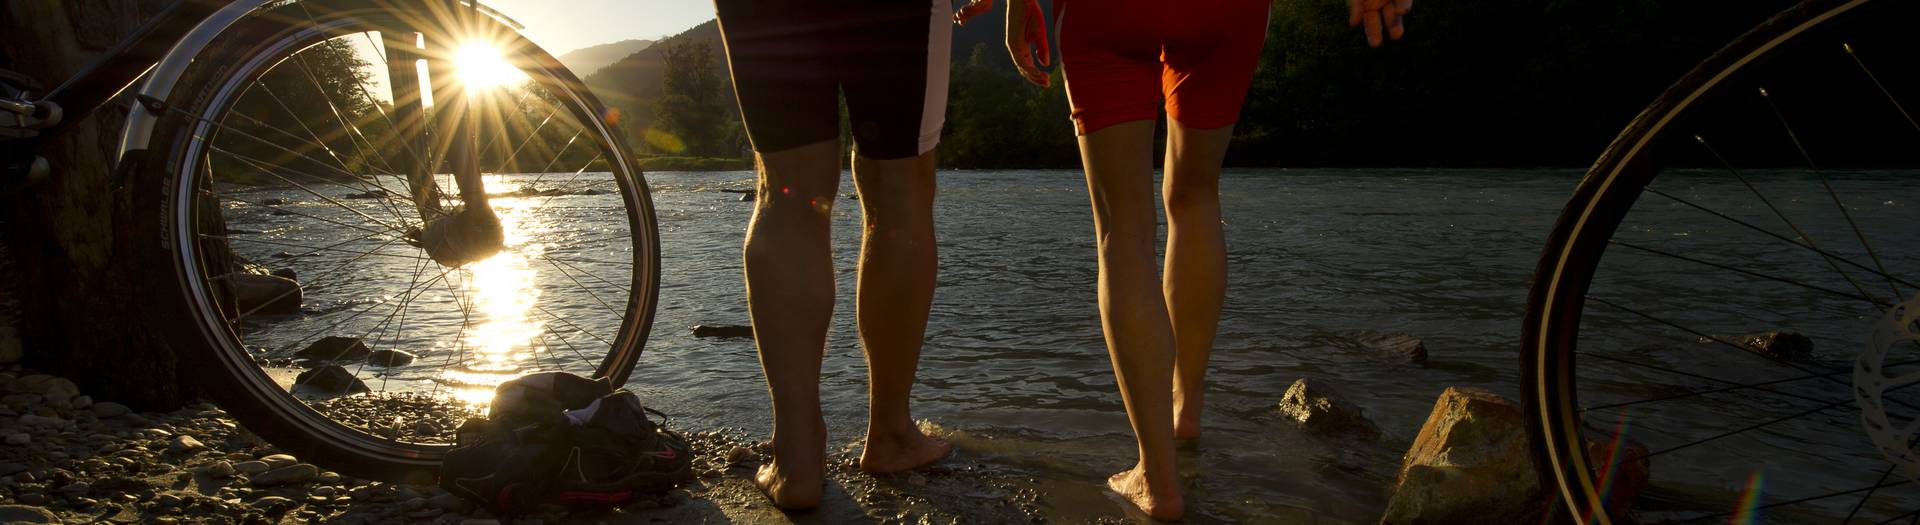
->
[954,0,992,25]
[1002,0,1051,86]
[1348,0,1412,48]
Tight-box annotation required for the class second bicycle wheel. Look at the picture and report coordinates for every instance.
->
[1526,0,1920,522]
[132,0,659,482]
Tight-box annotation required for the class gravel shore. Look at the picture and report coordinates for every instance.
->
[0,366,1047,524]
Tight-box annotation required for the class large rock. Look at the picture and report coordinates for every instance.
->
[1357,332,1429,364]
[1276,378,1379,439]
[227,273,302,316]
[294,365,370,395]
[690,324,753,339]
[296,337,371,361]
[1382,387,1546,524]
[251,463,318,486]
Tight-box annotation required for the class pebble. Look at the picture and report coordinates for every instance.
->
[727,446,752,464]
[318,471,342,484]
[314,486,337,497]
[167,435,205,454]
[16,414,64,427]
[253,495,294,510]
[233,461,269,475]
[402,497,428,511]
[88,402,129,418]
[203,461,235,478]
[59,481,89,495]
[260,453,297,469]
[460,520,501,525]
[0,504,59,523]
[4,433,27,446]
[250,463,318,486]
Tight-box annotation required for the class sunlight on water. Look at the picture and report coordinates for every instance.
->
[444,175,546,408]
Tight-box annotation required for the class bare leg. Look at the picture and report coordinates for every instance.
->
[849,149,953,474]
[1163,122,1232,440]
[1079,120,1184,521]
[744,140,841,510]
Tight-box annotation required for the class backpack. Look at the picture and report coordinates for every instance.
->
[439,372,695,515]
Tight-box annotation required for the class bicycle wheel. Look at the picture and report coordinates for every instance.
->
[1525,0,1920,522]
[131,0,660,483]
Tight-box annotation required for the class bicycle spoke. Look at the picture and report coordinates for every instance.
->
[245,83,412,222]
[1668,475,1917,524]
[533,304,613,348]
[1581,358,1920,412]
[1758,86,1904,301]
[1608,240,1889,307]
[213,191,398,238]
[1644,187,1918,291]
[280,265,457,355]
[228,236,405,321]
[209,235,425,263]
[1693,134,1884,308]
[539,257,624,317]
[1846,464,1899,523]
[537,255,632,294]
[1578,352,1849,409]
[212,147,409,233]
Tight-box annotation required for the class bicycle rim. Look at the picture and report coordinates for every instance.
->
[1526,0,1920,522]
[145,0,659,481]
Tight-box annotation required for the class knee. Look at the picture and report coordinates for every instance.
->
[1162,180,1219,215]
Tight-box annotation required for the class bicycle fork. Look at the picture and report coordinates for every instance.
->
[388,13,502,268]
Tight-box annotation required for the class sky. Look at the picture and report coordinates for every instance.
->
[479,0,719,55]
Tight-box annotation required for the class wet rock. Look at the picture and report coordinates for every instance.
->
[251,463,318,486]
[1382,388,1543,524]
[0,505,58,523]
[1276,378,1380,439]
[727,446,752,465]
[294,365,370,395]
[227,274,303,316]
[1732,330,1813,360]
[168,435,205,454]
[4,433,26,446]
[60,481,90,495]
[295,337,371,361]
[1357,332,1428,364]
[233,461,270,475]
[367,349,417,367]
[690,324,753,339]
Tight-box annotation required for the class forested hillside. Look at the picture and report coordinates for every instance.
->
[583,0,1826,167]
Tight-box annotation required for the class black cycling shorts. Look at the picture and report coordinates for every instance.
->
[715,0,951,160]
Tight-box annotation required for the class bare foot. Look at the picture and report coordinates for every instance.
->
[1107,464,1184,521]
[754,441,824,510]
[859,426,952,474]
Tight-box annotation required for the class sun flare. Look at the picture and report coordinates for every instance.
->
[452,42,527,89]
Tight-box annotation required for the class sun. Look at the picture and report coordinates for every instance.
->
[452,42,527,89]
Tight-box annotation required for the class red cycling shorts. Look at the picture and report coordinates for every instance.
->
[1056,0,1270,135]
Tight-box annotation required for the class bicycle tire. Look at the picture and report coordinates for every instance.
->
[1522,0,1901,521]
[128,0,661,483]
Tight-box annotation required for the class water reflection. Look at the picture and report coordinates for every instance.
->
[443,176,546,408]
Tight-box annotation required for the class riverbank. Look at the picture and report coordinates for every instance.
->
[0,364,1093,524]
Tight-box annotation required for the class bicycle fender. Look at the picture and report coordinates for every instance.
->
[115,0,272,164]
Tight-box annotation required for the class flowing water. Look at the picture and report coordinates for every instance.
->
[223,168,1920,523]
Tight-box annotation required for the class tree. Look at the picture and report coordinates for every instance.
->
[650,41,727,157]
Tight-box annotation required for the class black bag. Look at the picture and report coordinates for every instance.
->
[440,372,694,514]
